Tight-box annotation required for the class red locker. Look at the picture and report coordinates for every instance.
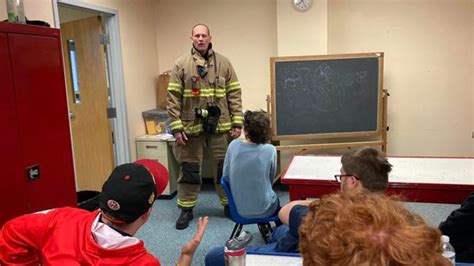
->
[0,22,76,225]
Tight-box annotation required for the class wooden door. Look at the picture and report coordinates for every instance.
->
[61,16,114,192]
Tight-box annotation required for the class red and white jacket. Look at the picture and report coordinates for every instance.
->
[0,208,160,265]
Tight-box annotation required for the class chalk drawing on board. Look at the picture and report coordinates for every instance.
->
[281,63,371,113]
[274,57,379,136]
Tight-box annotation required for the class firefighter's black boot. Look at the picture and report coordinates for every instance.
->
[176,209,194,230]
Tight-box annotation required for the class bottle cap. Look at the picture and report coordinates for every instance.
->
[224,246,246,257]
[441,235,450,243]
[225,238,246,251]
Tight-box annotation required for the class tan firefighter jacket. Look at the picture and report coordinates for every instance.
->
[167,47,243,136]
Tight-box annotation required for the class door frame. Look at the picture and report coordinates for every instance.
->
[52,0,130,168]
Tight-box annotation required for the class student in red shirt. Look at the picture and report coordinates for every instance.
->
[0,159,208,265]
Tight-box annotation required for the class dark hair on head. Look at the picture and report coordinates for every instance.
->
[341,147,392,192]
[191,23,210,35]
[299,191,449,266]
[243,110,271,144]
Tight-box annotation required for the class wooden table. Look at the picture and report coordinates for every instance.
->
[281,155,474,204]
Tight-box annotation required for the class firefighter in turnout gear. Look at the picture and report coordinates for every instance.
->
[167,24,243,230]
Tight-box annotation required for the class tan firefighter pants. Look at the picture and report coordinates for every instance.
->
[172,133,229,209]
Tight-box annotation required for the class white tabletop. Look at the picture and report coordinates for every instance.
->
[283,155,474,185]
[246,253,302,266]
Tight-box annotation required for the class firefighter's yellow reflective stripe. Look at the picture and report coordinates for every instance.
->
[171,125,183,131]
[170,120,183,126]
[169,120,183,130]
[179,121,233,134]
[168,88,182,93]
[231,115,243,124]
[183,124,203,134]
[167,82,182,93]
[183,93,226,98]
[168,82,182,88]
[226,82,241,92]
[182,88,226,98]
[227,81,240,87]
[217,122,232,132]
[185,88,222,93]
[177,199,197,208]
[214,88,226,97]
[219,197,228,205]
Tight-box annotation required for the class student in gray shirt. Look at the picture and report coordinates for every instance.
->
[222,110,279,219]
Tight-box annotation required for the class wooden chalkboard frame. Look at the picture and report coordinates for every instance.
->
[270,52,384,143]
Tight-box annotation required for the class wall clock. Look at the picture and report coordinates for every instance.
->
[293,0,312,12]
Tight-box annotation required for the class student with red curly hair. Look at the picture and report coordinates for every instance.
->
[299,191,450,266]
[205,147,392,266]
[274,147,393,254]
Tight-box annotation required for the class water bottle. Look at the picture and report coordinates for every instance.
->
[224,239,246,266]
[6,0,25,24]
[224,231,253,266]
[6,0,17,22]
[16,0,26,24]
[441,235,455,265]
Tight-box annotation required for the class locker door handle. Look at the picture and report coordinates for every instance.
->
[26,164,40,181]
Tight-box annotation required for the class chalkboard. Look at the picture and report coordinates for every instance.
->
[271,53,383,140]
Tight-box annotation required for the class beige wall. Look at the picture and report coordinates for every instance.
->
[328,0,473,156]
[0,0,55,25]
[472,1,474,150]
[276,0,328,55]
[1,0,472,165]
[155,0,278,111]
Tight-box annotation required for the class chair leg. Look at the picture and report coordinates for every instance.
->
[234,224,243,239]
[230,223,243,240]
[257,222,272,244]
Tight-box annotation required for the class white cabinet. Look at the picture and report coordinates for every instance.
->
[136,135,178,198]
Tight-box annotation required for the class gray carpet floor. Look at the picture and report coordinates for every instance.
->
[136,183,459,266]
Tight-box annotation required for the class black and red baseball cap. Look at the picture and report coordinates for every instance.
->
[99,159,168,223]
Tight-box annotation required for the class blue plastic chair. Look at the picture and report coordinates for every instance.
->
[221,177,281,242]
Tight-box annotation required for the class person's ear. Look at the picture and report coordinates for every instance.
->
[344,176,356,189]
[209,35,212,42]
[350,176,362,189]
[141,207,153,222]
